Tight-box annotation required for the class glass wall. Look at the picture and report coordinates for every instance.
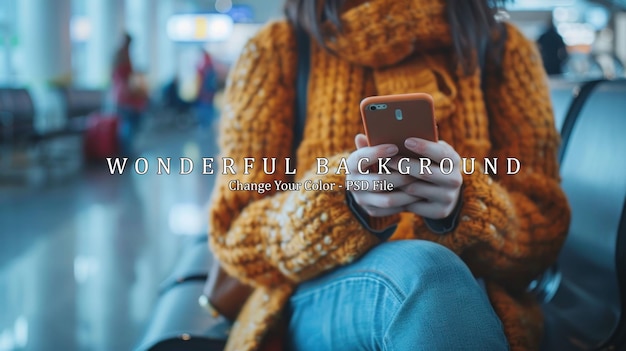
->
[0,0,19,85]
[1,0,623,89]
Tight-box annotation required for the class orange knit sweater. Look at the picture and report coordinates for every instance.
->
[208,2,570,350]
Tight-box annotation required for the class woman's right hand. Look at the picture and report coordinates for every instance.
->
[346,134,420,217]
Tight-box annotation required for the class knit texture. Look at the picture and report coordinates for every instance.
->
[208,2,570,350]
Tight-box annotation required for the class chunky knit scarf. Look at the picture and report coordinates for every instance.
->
[296,0,483,172]
[210,0,570,350]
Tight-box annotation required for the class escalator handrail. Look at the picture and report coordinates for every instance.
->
[558,79,606,164]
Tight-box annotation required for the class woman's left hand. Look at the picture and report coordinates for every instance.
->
[389,137,463,220]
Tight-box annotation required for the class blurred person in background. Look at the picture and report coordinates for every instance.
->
[112,33,148,155]
[537,18,569,75]
[194,48,218,129]
[162,76,192,115]
[205,0,570,350]
[592,28,625,78]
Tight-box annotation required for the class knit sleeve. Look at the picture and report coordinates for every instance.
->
[208,22,380,288]
[413,23,570,290]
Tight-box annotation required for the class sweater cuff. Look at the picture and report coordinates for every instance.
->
[423,189,463,234]
[346,191,397,241]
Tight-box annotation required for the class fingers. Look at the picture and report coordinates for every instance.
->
[400,180,456,204]
[391,139,463,220]
[404,138,461,165]
[347,141,398,173]
[346,136,463,220]
[354,133,369,149]
[388,156,463,188]
[352,191,419,217]
[348,171,415,192]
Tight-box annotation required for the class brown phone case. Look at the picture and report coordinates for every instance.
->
[360,93,438,157]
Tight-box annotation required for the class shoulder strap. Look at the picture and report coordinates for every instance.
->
[293,27,310,152]
[479,35,488,90]
[479,23,508,91]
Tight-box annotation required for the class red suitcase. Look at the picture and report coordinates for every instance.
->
[83,113,119,161]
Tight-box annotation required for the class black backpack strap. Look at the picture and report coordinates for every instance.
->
[479,36,488,91]
[479,23,508,91]
[293,26,310,153]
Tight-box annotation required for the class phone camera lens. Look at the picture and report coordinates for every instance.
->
[370,105,377,111]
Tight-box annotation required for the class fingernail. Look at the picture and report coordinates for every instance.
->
[386,146,398,154]
[405,138,417,148]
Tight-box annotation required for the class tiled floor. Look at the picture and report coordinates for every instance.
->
[0,122,220,351]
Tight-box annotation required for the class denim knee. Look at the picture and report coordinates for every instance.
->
[288,240,509,350]
[356,240,476,298]
[364,241,509,350]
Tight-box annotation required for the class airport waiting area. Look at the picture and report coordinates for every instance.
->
[1,0,626,351]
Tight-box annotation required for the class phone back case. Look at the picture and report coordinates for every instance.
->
[360,93,438,157]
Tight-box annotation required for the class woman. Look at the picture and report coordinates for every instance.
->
[208,0,570,350]
[111,33,148,155]
[194,49,218,128]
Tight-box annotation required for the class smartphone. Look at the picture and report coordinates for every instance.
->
[360,93,438,158]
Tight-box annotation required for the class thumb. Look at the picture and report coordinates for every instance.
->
[355,133,369,149]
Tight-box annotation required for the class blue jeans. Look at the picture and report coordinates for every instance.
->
[118,107,142,155]
[285,240,509,351]
[193,103,215,129]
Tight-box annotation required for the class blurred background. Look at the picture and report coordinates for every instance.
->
[0,0,624,350]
